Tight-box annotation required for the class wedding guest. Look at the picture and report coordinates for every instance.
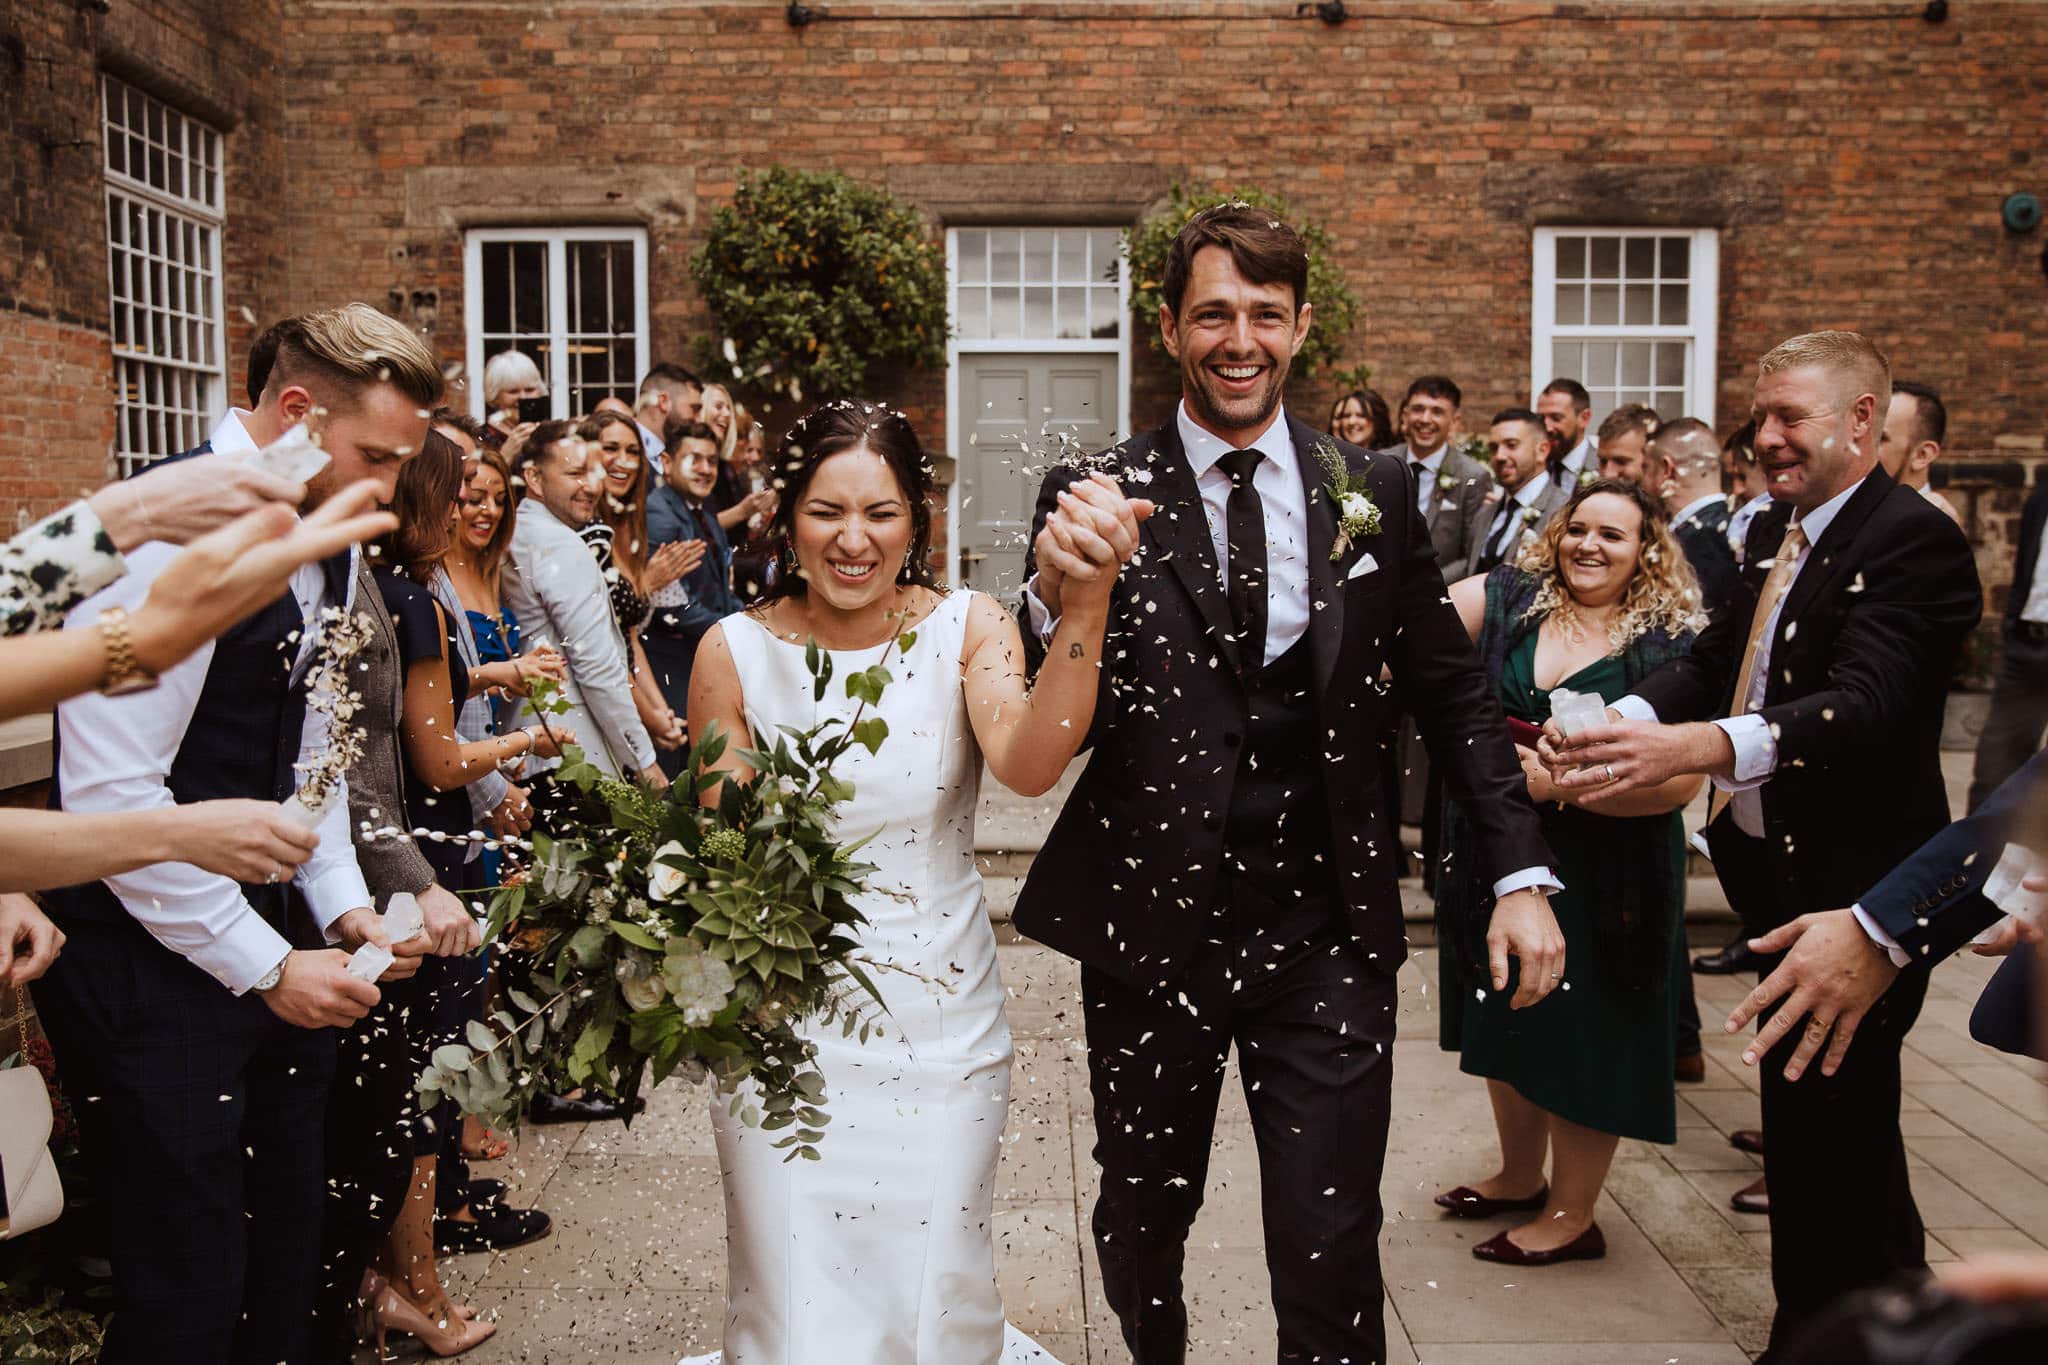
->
[482,349,546,435]
[36,302,433,1365]
[1880,381,1962,526]
[1967,472,2048,812]
[644,420,741,769]
[501,421,665,787]
[1650,419,1744,624]
[1327,387,1394,452]
[632,362,703,477]
[578,413,692,754]
[1594,404,1663,491]
[1435,479,1705,1264]
[1541,332,1981,1357]
[1538,378,1597,484]
[591,394,635,421]
[1463,408,1570,577]
[1722,419,1773,564]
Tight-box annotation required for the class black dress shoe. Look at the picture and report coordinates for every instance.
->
[1730,1175,1769,1214]
[1472,1223,1606,1265]
[463,1177,508,1206]
[527,1090,646,1124]
[1434,1184,1550,1218]
[435,1201,552,1255]
[1693,939,1760,975]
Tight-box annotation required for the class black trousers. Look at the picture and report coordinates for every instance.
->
[1967,629,2048,813]
[1082,906,1397,1364]
[32,916,337,1365]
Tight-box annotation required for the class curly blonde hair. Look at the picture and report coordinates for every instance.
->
[1517,478,1707,651]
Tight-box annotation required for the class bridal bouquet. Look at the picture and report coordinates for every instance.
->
[416,633,910,1161]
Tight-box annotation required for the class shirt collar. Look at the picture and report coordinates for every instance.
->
[1177,401,1292,481]
[1410,446,1447,476]
[1788,475,1865,548]
[1563,436,1593,473]
[207,407,260,455]
[1511,469,1552,508]
[1673,492,1725,526]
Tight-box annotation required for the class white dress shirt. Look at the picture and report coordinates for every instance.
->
[1560,436,1595,484]
[1481,469,1555,564]
[1407,445,1447,519]
[57,410,371,995]
[1029,404,1559,902]
[1727,491,1774,564]
[636,419,666,479]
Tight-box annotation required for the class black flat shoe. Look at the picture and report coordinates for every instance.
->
[527,1090,646,1124]
[434,1201,552,1256]
[1434,1184,1550,1218]
[1693,940,1760,975]
[1472,1223,1606,1265]
[463,1178,507,1207]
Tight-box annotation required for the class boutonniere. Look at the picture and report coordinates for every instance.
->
[1577,467,1598,489]
[1436,471,1458,495]
[1313,437,1381,560]
[1521,504,1545,528]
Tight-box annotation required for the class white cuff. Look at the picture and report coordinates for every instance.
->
[199,911,299,996]
[1492,866,1564,899]
[1710,713,1776,790]
[300,861,373,945]
[1608,694,1660,724]
[1850,903,1912,968]
[1022,576,1059,646]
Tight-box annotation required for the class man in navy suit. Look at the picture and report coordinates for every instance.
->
[1969,477,2048,811]
[644,420,745,773]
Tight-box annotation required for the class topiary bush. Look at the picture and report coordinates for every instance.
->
[690,166,949,404]
[1123,184,1362,380]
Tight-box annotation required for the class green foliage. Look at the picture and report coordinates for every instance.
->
[1122,183,1362,380]
[0,1272,105,1363]
[691,165,949,405]
[417,617,921,1162]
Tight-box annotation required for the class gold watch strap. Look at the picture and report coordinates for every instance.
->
[96,605,157,694]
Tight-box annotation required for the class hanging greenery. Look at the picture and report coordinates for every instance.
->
[691,166,949,405]
[1123,184,1362,380]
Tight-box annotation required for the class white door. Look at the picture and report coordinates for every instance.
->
[955,353,1120,597]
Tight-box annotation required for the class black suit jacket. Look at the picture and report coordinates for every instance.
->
[1671,497,1745,626]
[1012,414,1552,986]
[2004,481,2048,628]
[1635,471,1982,931]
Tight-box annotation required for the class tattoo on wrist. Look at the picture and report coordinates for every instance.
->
[1068,643,1085,659]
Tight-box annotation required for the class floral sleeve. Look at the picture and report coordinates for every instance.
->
[1,499,129,636]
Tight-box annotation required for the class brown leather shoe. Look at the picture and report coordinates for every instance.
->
[1434,1184,1550,1218]
[1729,1175,1768,1214]
[1472,1223,1607,1265]
[1728,1129,1765,1155]
[1675,1052,1706,1083]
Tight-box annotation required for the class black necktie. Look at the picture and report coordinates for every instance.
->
[1217,448,1268,668]
[1480,501,1516,571]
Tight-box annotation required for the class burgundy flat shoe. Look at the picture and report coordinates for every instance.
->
[1434,1184,1550,1218]
[1729,1175,1769,1214]
[1471,1223,1607,1266]
[1728,1128,1765,1155]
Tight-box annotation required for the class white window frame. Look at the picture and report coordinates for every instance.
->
[943,226,1132,587]
[463,226,650,422]
[102,73,227,475]
[1530,227,1719,425]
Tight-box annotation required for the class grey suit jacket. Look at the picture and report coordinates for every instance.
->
[1457,472,1574,580]
[1386,443,1494,573]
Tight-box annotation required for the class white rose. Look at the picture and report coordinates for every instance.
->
[1339,491,1374,523]
[648,840,688,902]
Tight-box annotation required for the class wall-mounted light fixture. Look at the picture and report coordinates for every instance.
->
[2004,192,2042,235]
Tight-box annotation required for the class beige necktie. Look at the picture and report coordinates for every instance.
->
[1708,522,1807,825]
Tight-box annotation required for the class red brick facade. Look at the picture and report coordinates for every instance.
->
[6,1,2045,615]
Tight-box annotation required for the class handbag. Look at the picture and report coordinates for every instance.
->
[0,997,63,1239]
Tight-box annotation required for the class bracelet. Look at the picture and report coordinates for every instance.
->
[96,605,159,696]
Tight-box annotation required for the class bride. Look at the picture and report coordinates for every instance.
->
[679,400,1149,1364]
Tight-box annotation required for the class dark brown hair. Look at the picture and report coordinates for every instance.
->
[1160,203,1309,318]
[378,426,466,582]
[453,442,518,587]
[762,400,939,602]
[1328,388,1394,450]
[579,413,650,589]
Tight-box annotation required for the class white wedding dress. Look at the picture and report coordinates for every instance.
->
[680,590,1058,1365]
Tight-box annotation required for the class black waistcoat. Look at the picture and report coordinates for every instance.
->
[47,554,347,942]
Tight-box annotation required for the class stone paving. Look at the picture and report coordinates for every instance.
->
[392,752,2048,1364]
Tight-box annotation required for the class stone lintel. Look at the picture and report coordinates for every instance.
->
[1484,164,1784,228]
[404,167,695,230]
[886,164,1173,226]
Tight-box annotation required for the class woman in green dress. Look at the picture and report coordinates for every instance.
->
[1433,479,1709,1266]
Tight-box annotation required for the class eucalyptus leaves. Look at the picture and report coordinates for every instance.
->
[416,627,913,1161]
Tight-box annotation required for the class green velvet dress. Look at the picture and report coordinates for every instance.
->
[1437,631,1688,1144]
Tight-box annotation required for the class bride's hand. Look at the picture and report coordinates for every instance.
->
[1040,475,1153,609]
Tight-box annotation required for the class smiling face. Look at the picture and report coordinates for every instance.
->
[1597,429,1654,492]
[701,385,734,441]
[1162,245,1312,446]
[590,419,644,501]
[670,437,721,501]
[532,437,602,528]
[1331,396,1373,447]
[458,461,507,553]
[1536,391,1588,452]
[1750,364,1880,513]
[1489,418,1550,492]
[1401,393,1457,458]
[1556,491,1645,610]
[291,380,429,510]
[790,444,911,612]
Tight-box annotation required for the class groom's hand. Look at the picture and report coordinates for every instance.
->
[1486,887,1566,1009]
[1037,474,1154,608]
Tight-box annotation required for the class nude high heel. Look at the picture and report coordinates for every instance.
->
[370,1279,498,1358]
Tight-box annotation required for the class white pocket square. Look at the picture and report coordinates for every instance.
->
[1345,553,1379,582]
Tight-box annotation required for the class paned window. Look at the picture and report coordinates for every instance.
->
[102,74,226,473]
[463,229,648,421]
[952,228,1124,343]
[1531,228,1719,426]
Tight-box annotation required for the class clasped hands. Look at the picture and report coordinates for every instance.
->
[1031,473,1155,616]
[1533,711,1732,806]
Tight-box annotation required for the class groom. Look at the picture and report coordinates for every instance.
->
[1016,204,1563,1363]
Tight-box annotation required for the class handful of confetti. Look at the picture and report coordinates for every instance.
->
[346,891,425,982]
[1547,686,1608,738]
[1972,843,2047,945]
[243,421,330,484]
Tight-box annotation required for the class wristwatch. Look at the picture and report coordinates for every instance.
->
[252,952,289,994]
[97,605,159,696]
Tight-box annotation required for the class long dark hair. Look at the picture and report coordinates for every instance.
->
[763,400,940,603]
[376,426,466,583]
[1328,387,1394,450]
[578,413,650,590]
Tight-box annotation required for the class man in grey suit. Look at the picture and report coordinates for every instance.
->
[1387,375,1494,571]
[1463,408,1573,579]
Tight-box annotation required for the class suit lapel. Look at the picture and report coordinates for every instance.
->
[1140,425,1243,676]
[1777,472,1893,630]
[1288,415,1344,700]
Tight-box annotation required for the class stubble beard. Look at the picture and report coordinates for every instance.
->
[1183,355,1288,441]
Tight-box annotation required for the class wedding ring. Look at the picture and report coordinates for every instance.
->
[265,869,280,884]
[1807,1018,1832,1036]
[1605,763,1617,782]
